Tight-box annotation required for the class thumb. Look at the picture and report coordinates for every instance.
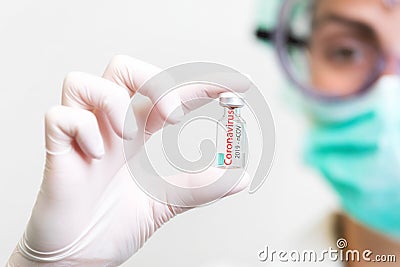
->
[159,167,250,210]
[149,168,250,228]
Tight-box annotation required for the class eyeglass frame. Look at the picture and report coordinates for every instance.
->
[255,0,387,103]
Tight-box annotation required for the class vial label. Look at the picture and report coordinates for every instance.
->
[216,109,246,169]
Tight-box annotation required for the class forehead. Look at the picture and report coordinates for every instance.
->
[315,0,400,52]
[315,0,400,23]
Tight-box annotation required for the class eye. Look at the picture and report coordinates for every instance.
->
[327,46,361,63]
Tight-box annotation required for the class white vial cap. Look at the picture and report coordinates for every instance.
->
[219,92,245,108]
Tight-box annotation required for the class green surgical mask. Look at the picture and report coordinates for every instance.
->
[305,75,400,238]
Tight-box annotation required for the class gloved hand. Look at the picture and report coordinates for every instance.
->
[6,55,250,267]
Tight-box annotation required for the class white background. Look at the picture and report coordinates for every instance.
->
[0,1,339,266]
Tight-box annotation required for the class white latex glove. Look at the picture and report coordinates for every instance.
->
[6,55,250,267]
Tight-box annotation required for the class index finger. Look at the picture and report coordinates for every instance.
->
[103,55,183,124]
[103,55,251,126]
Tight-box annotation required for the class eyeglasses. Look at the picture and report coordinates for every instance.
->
[256,0,388,102]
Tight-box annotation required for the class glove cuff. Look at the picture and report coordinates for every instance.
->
[16,232,81,263]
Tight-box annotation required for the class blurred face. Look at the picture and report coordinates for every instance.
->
[309,0,400,96]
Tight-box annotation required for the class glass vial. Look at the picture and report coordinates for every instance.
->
[216,92,247,169]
